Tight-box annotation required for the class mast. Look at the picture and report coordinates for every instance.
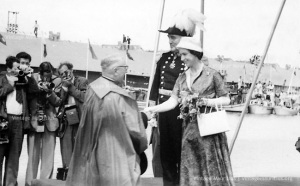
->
[145,0,166,106]
[229,0,287,155]
[200,0,204,48]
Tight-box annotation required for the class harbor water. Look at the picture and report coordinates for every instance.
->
[142,112,300,178]
[13,113,300,185]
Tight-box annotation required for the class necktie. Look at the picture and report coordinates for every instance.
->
[16,85,23,104]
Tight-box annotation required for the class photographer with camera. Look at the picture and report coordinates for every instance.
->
[16,52,34,74]
[25,62,62,186]
[57,62,88,171]
[16,52,34,84]
[16,52,40,128]
[0,56,33,186]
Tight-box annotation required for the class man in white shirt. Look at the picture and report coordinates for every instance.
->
[0,56,30,186]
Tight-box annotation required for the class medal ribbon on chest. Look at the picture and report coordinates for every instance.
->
[169,55,177,69]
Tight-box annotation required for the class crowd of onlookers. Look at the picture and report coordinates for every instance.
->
[252,81,300,110]
[228,77,300,110]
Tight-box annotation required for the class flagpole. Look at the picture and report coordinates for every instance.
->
[270,65,272,82]
[145,0,166,107]
[40,29,43,62]
[125,50,128,87]
[267,55,272,82]
[86,40,89,79]
[269,65,272,82]
[200,0,204,48]
[243,65,246,84]
[7,11,9,32]
[287,67,295,94]
[229,0,286,155]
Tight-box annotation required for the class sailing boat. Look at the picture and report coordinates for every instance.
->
[247,55,274,115]
[274,67,299,116]
[274,106,298,116]
[248,99,274,115]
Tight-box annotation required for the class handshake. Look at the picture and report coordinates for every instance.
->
[141,110,157,128]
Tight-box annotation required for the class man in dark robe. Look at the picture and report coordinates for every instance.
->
[66,54,148,186]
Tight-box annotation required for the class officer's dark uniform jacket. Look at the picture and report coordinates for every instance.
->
[149,51,185,183]
[150,51,185,103]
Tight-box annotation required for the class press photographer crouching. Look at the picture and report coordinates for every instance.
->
[56,62,88,177]
[0,56,32,186]
[25,62,62,186]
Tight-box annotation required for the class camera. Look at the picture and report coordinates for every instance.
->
[10,69,27,84]
[38,81,55,90]
[11,67,33,84]
[36,106,47,132]
[17,69,32,77]
[37,106,47,125]
[63,70,72,80]
[0,118,9,144]
[18,71,32,79]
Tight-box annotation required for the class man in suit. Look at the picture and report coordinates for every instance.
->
[0,56,36,186]
[25,62,62,186]
[149,9,205,186]
[57,62,88,168]
[16,52,36,114]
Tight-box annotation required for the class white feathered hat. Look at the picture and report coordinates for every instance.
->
[159,9,206,37]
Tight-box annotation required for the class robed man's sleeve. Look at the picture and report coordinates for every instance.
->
[120,96,148,154]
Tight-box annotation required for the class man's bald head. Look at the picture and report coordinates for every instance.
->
[101,54,127,85]
[101,54,125,72]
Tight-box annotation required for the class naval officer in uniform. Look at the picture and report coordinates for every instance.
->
[148,9,206,186]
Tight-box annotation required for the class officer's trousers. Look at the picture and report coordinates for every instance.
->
[158,106,182,186]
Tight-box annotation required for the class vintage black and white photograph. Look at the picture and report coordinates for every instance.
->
[0,0,300,186]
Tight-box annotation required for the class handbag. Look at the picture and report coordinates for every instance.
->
[295,137,300,153]
[197,103,230,137]
[65,105,80,125]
